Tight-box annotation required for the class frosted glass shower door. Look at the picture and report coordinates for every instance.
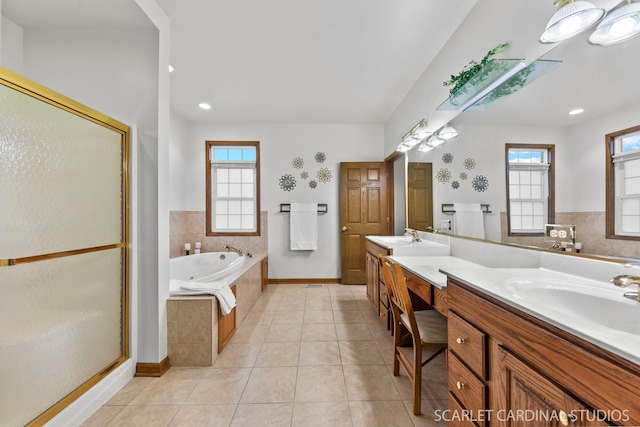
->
[0,68,129,427]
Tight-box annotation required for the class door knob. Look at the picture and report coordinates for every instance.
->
[341,226,348,232]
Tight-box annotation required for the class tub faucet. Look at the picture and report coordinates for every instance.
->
[609,275,640,302]
[223,243,243,256]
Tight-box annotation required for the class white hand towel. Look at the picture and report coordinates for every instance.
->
[173,280,237,316]
[290,202,318,250]
[453,203,485,239]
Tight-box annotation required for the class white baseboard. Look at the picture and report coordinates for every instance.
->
[45,359,135,427]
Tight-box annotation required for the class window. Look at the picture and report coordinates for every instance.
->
[606,125,640,239]
[206,141,260,236]
[506,144,555,235]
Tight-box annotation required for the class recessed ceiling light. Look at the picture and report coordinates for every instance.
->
[198,103,212,110]
[569,108,584,115]
[168,64,174,73]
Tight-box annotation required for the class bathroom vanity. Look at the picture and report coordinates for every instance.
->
[447,277,639,426]
[366,232,640,425]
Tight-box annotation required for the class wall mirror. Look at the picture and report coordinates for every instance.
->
[403,30,640,258]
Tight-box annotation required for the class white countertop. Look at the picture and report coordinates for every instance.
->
[440,264,640,366]
[389,255,482,290]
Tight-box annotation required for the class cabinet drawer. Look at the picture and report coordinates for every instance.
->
[404,269,433,305]
[448,393,481,427]
[448,311,487,379]
[448,353,486,425]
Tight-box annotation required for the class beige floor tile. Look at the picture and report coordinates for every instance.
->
[304,300,333,311]
[295,365,347,402]
[333,310,366,324]
[339,341,385,365]
[169,404,236,427]
[331,300,361,311]
[343,365,401,401]
[292,402,352,427]
[349,400,414,427]
[272,310,304,324]
[105,377,153,405]
[128,368,206,405]
[230,324,269,343]
[212,342,262,368]
[405,399,449,426]
[302,310,334,324]
[80,405,124,427]
[335,323,374,341]
[301,323,337,341]
[240,310,275,326]
[105,405,180,427]
[255,341,300,367]
[375,339,395,365]
[231,403,293,427]
[264,323,303,342]
[298,341,341,366]
[277,296,306,311]
[185,367,251,404]
[240,367,297,403]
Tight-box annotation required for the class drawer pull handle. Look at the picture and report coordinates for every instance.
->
[456,381,465,390]
[558,410,576,426]
[456,337,466,344]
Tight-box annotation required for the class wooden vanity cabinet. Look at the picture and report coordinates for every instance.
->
[365,240,390,328]
[447,277,639,426]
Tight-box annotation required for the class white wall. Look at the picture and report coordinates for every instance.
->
[170,121,384,279]
[0,15,22,73]
[566,102,640,212]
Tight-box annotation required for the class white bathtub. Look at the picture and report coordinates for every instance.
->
[169,252,246,296]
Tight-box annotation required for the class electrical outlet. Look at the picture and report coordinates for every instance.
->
[441,219,451,231]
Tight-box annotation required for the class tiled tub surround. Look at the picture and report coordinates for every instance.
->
[170,211,268,259]
[501,211,640,259]
[168,254,265,367]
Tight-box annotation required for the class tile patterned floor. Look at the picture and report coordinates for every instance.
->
[83,284,448,426]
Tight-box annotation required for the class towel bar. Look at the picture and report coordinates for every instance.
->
[279,203,328,214]
[442,203,491,214]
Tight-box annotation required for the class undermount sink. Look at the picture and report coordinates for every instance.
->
[368,235,450,256]
[504,277,639,335]
[376,236,415,244]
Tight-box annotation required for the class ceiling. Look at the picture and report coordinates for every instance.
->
[3,0,639,127]
[2,0,477,124]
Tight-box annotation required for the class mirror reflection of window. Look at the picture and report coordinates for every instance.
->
[506,144,555,235]
[206,141,261,236]
[607,126,640,239]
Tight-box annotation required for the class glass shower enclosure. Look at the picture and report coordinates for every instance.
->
[0,67,129,426]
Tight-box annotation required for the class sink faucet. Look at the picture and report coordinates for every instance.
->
[404,228,422,242]
[223,243,243,256]
[609,275,640,301]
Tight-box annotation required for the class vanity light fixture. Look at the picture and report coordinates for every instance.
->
[198,102,212,110]
[589,0,640,45]
[569,108,585,115]
[396,119,432,151]
[439,124,459,140]
[418,142,434,152]
[428,134,446,146]
[539,0,606,44]
[412,119,432,140]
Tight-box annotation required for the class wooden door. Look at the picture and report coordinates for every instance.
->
[407,162,433,231]
[340,162,389,284]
